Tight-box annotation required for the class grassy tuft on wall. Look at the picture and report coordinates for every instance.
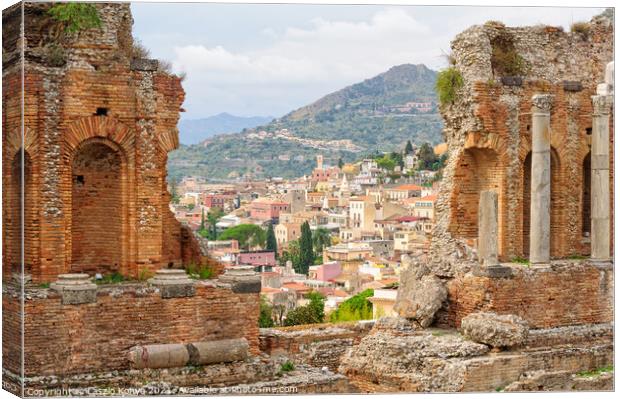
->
[436,67,464,106]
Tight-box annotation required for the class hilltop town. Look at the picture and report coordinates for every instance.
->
[170,142,446,322]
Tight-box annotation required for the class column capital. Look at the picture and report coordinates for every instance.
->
[531,94,554,113]
[592,95,613,116]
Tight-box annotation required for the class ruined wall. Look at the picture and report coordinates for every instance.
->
[436,261,613,329]
[429,11,613,276]
[2,2,203,284]
[259,321,374,372]
[2,4,244,393]
[2,281,259,379]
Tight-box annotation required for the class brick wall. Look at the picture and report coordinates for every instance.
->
[2,283,259,378]
[437,262,613,329]
[1,3,209,283]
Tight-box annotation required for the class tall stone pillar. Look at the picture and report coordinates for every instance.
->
[475,190,512,278]
[591,63,613,262]
[478,190,499,267]
[529,94,553,265]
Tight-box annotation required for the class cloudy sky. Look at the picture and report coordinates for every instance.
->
[131,2,605,120]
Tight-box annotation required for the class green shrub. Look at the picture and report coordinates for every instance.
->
[280,361,295,372]
[39,282,51,289]
[259,295,275,328]
[44,43,66,67]
[436,67,464,106]
[137,268,154,281]
[576,365,613,377]
[490,30,527,76]
[94,272,125,285]
[330,289,374,322]
[283,292,325,326]
[510,257,530,266]
[185,263,214,280]
[48,3,102,33]
[570,22,590,37]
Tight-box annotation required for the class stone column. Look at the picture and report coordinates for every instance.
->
[475,191,512,278]
[478,190,499,267]
[529,94,553,265]
[591,95,613,262]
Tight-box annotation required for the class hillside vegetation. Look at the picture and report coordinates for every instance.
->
[168,64,443,180]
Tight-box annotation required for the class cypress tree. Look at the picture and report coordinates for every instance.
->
[266,223,278,256]
[299,221,314,274]
[405,140,414,154]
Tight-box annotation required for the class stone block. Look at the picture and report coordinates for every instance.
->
[130,58,159,71]
[562,80,583,91]
[148,269,195,298]
[217,266,261,294]
[473,264,513,279]
[501,76,523,86]
[50,274,97,305]
[394,272,447,327]
[461,312,529,348]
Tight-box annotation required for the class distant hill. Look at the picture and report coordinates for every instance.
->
[169,64,443,180]
[178,113,274,145]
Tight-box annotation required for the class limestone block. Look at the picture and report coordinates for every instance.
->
[130,58,159,71]
[127,344,189,369]
[394,271,447,327]
[217,266,261,294]
[187,338,249,365]
[148,269,195,298]
[562,81,583,92]
[50,274,97,305]
[461,312,529,348]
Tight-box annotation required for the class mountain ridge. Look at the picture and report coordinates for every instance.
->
[169,63,444,180]
[178,113,274,145]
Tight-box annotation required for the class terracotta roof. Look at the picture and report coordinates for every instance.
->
[378,278,399,286]
[393,184,422,191]
[395,216,425,222]
[434,143,448,155]
[261,287,281,293]
[282,282,312,292]
[419,195,437,201]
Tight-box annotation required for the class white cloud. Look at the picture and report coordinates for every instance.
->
[172,8,441,117]
[166,6,604,118]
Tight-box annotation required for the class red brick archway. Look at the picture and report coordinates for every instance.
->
[449,147,503,251]
[63,117,135,276]
[70,139,125,274]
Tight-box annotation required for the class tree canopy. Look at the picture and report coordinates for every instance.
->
[283,291,325,326]
[329,289,374,322]
[218,224,265,250]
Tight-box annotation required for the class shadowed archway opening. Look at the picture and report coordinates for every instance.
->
[582,152,591,238]
[71,141,123,274]
[9,150,33,275]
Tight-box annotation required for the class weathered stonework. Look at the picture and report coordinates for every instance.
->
[2,2,207,284]
[2,4,255,395]
[395,10,614,329]
[432,11,613,272]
